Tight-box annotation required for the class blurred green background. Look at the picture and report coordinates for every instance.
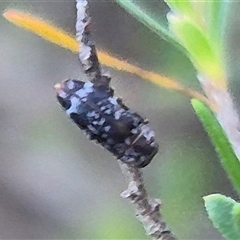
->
[1,0,240,239]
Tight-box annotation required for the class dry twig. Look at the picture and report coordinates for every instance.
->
[75,0,176,239]
[119,161,176,240]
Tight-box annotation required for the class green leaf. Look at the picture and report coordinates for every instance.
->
[168,14,223,81]
[114,0,185,53]
[191,99,240,196]
[164,0,194,18]
[206,1,229,44]
[232,203,240,235]
[204,194,240,239]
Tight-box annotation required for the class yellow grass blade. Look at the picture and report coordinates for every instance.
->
[3,9,210,106]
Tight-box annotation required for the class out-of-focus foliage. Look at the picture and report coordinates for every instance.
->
[117,0,240,239]
[116,0,227,86]
[204,194,240,239]
[1,1,240,239]
[116,1,240,239]
[192,99,240,239]
[192,99,240,196]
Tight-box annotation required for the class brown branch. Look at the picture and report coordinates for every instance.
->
[76,0,110,87]
[118,161,176,240]
[75,0,176,239]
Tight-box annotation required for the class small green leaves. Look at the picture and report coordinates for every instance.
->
[167,15,223,82]
[165,1,195,19]
[164,0,227,45]
[166,0,226,83]
[191,99,240,196]
[233,203,240,235]
[204,194,240,240]
[116,0,228,86]
[206,1,228,43]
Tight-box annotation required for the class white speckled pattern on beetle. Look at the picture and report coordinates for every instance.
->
[56,79,159,168]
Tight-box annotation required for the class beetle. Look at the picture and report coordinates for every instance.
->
[55,79,159,168]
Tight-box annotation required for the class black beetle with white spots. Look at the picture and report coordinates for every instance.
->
[56,79,159,168]
[55,0,159,168]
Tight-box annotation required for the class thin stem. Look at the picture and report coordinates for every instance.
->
[119,161,176,240]
[76,0,110,87]
[75,1,176,239]
[198,75,240,163]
